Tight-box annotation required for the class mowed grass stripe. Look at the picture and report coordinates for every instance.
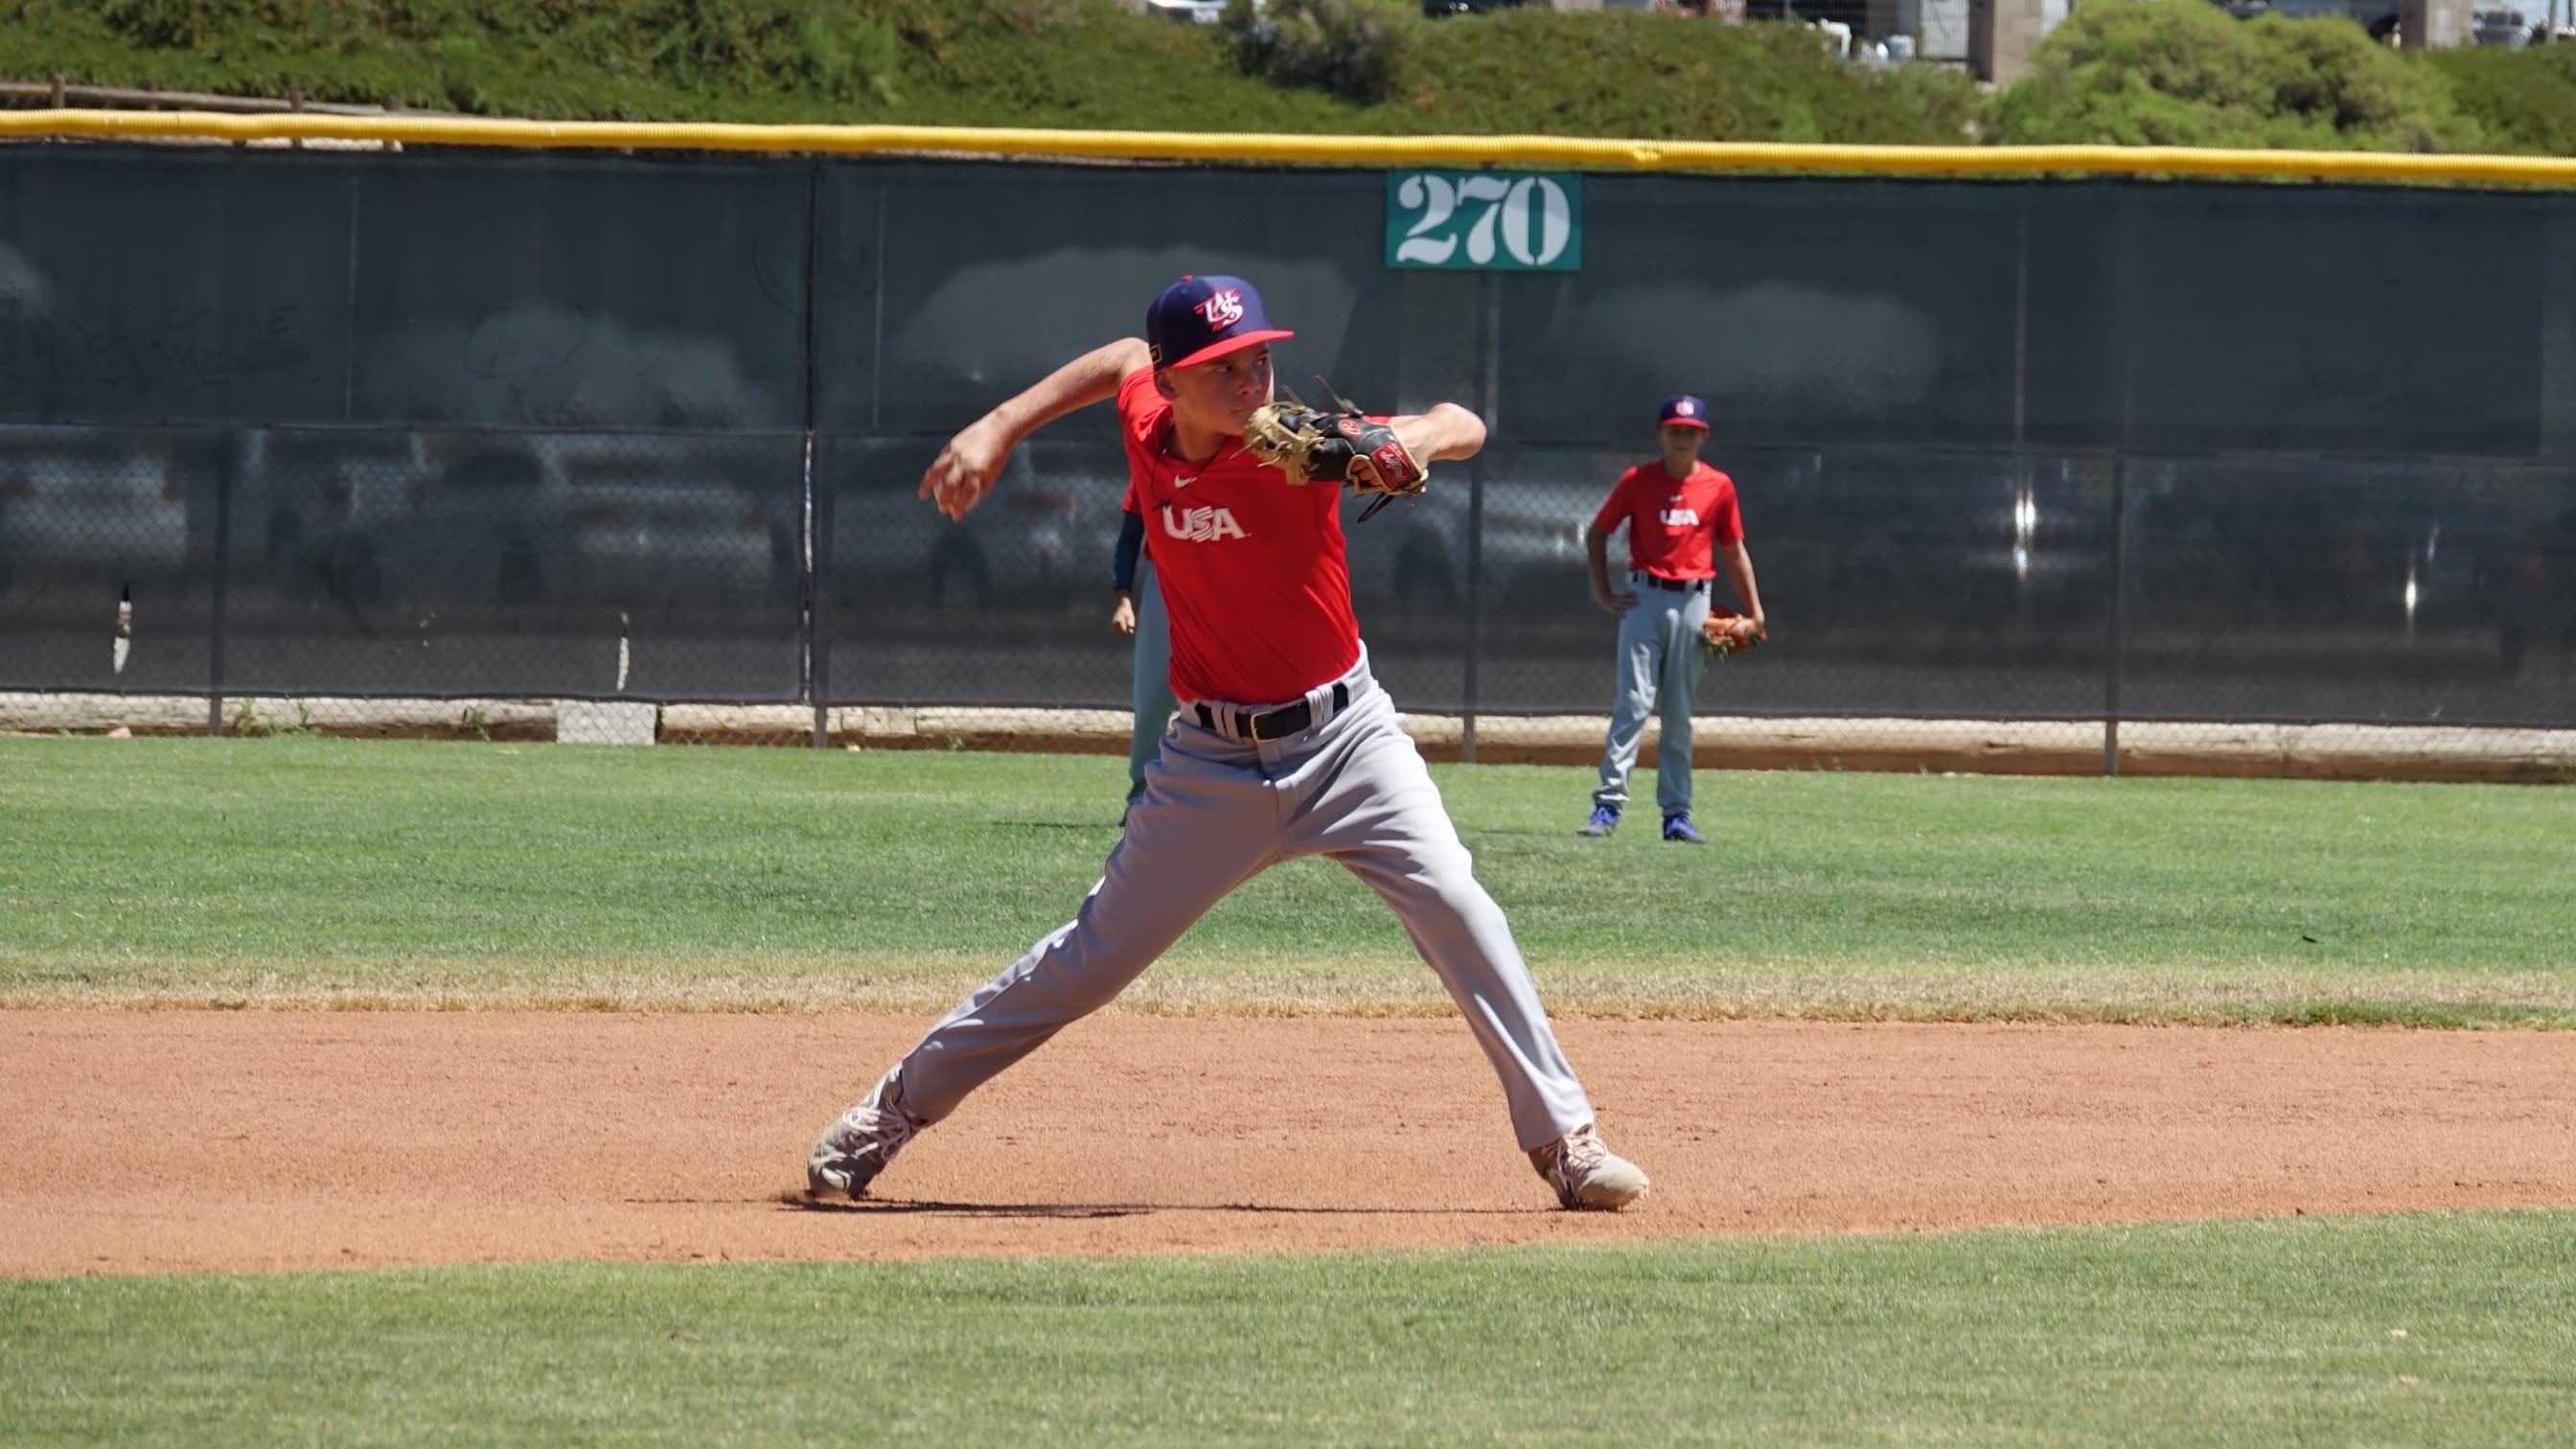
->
[2,737,2570,1024]
[6,1211,2573,1446]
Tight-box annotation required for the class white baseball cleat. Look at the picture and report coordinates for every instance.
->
[806,1069,924,1200]
[1530,1124,1650,1210]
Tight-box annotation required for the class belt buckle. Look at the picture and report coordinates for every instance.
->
[1251,702,1307,742]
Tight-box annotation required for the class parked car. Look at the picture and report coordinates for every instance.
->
[825,439,1130,613]
[1701,449,2115,640]
[1352,471,1592,614]
[2472,5,2539,44]
[2530,503,2576,659]
[289,435,796,615]
[233,428,436,601]
[0,428,189,596]
[2124,463,2540,669]
[2388,496,2545,669]
[2212,0,2404,38]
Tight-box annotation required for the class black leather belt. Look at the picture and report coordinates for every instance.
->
[1635,574,1710,593]
[1197,680,1349,743]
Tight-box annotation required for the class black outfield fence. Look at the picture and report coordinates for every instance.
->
[2,145,2571,764]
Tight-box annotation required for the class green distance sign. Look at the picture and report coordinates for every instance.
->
[1386,172,1582,271]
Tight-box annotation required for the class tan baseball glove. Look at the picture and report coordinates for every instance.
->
[1241,380,1427,522]
[1700,610,1766,661]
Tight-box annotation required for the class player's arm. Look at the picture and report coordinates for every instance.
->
[1109,508,1145,635]
[1584,475,1634,616]
[1721,538,1767,637]
[920,337,1154,520]
[1383,402,1485,467]
[1584,520,1633,616]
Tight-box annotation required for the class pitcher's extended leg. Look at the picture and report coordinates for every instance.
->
[1306,700,1594,1151]
[895,737,1274,1124]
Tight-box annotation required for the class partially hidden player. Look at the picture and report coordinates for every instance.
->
[1578,394,1768,843]
[807,274,1649,1211]
[1109,482,1177,827]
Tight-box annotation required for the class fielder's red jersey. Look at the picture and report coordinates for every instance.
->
[1591,461,1743,582]
[1117,366,1362,705]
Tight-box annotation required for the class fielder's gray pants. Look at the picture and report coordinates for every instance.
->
[1593,577,1712,819]
[1126,562,1176,809]
[895,649,1598,1153]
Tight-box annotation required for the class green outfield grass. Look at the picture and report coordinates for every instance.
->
[7,1210,2573,1445]
[2,736,2570,1024]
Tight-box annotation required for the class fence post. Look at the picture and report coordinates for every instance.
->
[809,437,832,749]
[2104,454,2125,777]
[2103,179,2135,778]
[206,434,234,737]
[802,161,830,749]
[1461,269,1502,764]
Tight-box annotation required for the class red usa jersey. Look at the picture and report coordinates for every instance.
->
[1117,366,1361,705]
[1591,461,1743,581]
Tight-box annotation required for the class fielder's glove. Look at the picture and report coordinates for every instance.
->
[1241,379,1427,522]
[1700,610,1766,661]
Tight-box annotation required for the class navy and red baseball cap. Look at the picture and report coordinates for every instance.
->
[1146,274,1294,370]
[1658,394,1711,431]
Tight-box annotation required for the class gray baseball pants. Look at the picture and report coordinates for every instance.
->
[893,649,1598,1153]
[1592,576,1712,819]
[1125,561,1177,809]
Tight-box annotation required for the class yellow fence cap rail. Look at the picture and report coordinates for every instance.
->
[7,108,2576,186]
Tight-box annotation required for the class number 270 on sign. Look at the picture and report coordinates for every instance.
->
[1385,172,1582,272]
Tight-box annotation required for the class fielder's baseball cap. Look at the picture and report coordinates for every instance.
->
[1658,394,1711,430]
[1146,274,1294,370]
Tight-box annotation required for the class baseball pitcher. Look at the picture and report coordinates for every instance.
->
[807,274,1649,1212]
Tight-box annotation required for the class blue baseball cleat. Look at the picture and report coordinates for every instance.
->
[1577,804,1620,838]
[1662,814,1707,844]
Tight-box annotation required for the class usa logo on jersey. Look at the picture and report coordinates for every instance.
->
[1196,289,1246,331]
[1163,504,1248,542]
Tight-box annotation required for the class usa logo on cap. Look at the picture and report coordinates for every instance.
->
[1658,393,1711,430]
[1147,274,1296,370]
[1196,288,1246,331]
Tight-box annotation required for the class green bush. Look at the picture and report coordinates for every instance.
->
[1221,0,1415,107]
[2424,41,2576,155]
[0,0,1983,140]
[1983,0,2492,152]
[1396,11,1978,144]
[39,0,2576,157]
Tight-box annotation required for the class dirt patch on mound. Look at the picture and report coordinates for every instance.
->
[7,1011,2572,1277]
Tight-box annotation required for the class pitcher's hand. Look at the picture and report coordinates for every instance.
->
[919,420,1012,520]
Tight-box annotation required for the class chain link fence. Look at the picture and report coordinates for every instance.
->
[4,422,2570,774]
[3,147,2574,775]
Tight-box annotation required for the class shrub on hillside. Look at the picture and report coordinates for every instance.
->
[2425,41,2576,155]
[1984,0,2491,151]
[1394,12,1978,144]
[1221,0,1415,106]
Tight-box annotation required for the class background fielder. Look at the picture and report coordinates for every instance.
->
[1579,394,1767,842]
[1110,486,1177,826]
[807,274,1649,1212]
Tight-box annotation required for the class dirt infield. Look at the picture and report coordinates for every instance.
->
[8,1011,2574,1278]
